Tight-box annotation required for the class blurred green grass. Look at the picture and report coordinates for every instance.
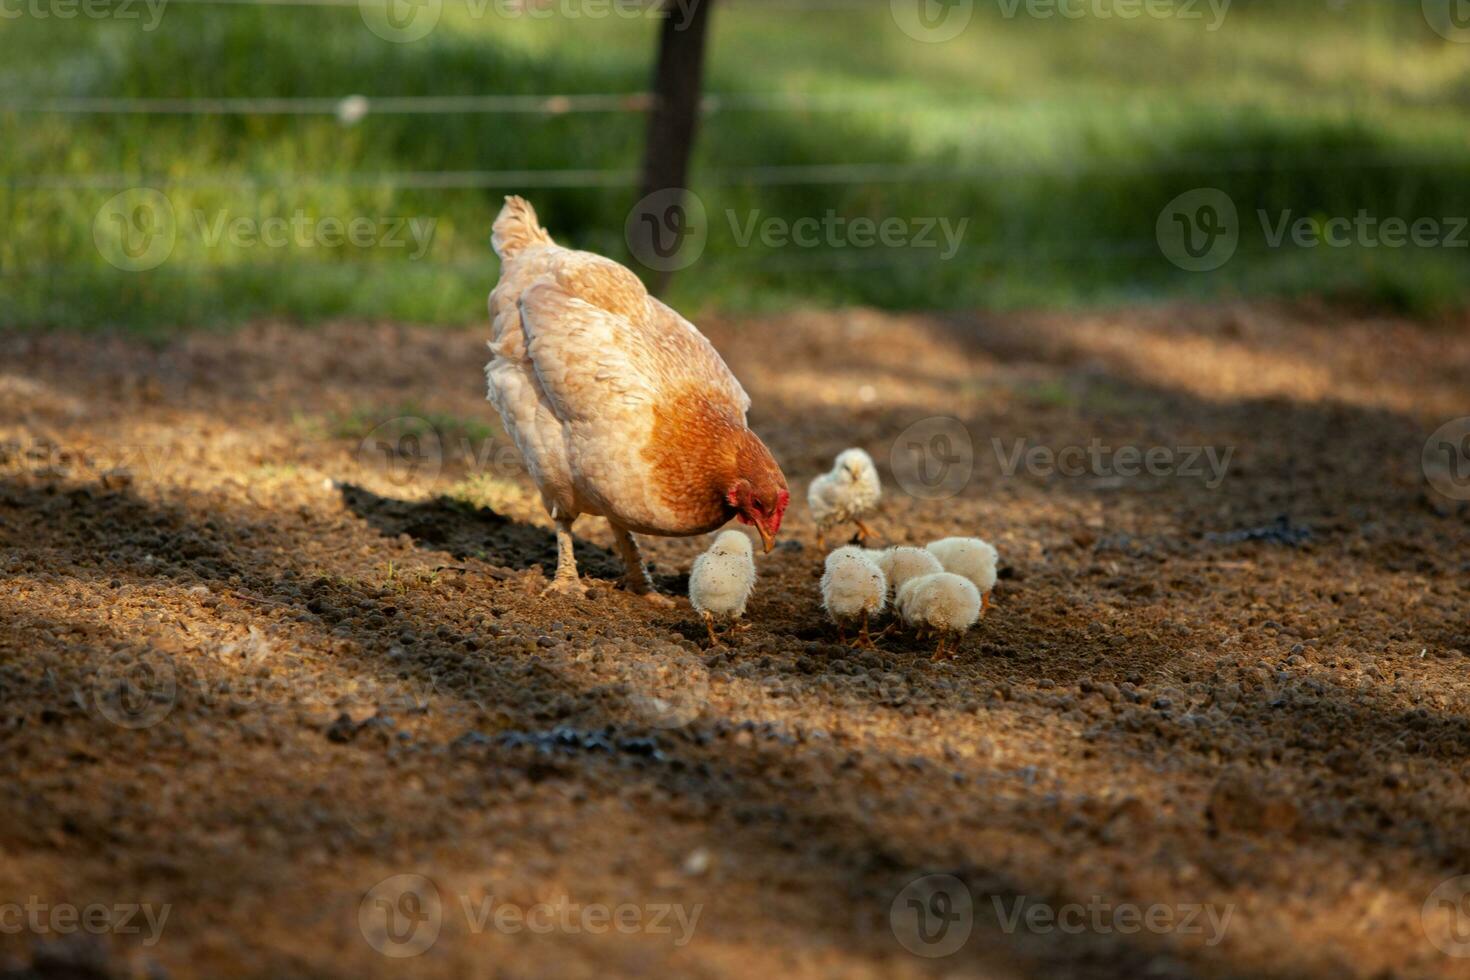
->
[2,0,1469,334]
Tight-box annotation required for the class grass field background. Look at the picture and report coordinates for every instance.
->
[2,0,1469,333]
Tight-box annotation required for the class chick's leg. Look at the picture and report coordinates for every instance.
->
[702,611,722,647]
[931,635,949,662]
[609,522,673,606]
[542,516,586,597]
[854,518,874,546]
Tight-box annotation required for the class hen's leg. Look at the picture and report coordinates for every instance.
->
[609,523,673,607]
[541,516,586,597]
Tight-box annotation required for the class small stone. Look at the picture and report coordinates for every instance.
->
[682,847,711,876]
[326,713,359,744]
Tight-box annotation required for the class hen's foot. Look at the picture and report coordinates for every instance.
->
[540,575,588,599]
[618,567,673,606]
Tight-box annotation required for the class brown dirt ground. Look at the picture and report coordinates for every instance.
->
[1,302,1469,980]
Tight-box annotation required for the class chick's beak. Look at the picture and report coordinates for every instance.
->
[757,524,776,554]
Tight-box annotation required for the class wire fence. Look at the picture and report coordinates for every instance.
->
[0,92,991,115]
[2,0,1462,282]
[0,237,1171,280]
[9,151,1464,192]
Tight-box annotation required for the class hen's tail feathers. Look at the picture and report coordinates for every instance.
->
[492,195,554,260]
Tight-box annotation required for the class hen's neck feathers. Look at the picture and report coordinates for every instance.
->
[643,390,747,528]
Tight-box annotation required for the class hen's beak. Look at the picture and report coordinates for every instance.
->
[757,524,775,554]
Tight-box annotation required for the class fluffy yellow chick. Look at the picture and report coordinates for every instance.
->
[925,537,999,612]
[807,448,881,548]
[689,529,757,645]
[870,546,943,597]
[895,571,981,661]
[820,545,887,647]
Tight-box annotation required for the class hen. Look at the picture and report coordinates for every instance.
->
[484,196,789,599]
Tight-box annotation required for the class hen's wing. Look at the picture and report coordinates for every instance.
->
[517,250,749,423]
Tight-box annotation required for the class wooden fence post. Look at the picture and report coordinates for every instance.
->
[630,0,715,294]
